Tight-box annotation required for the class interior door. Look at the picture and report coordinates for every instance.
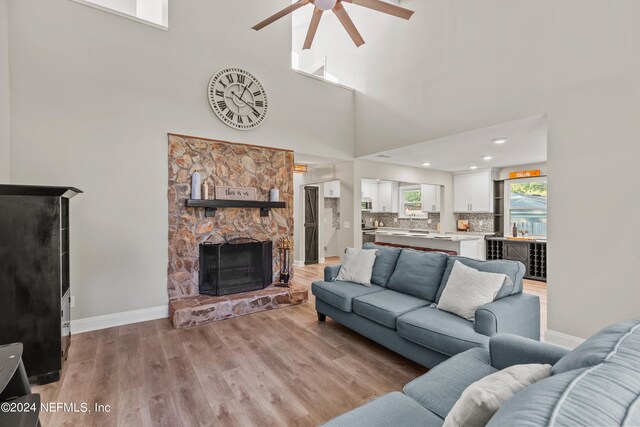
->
[304,186,319,265]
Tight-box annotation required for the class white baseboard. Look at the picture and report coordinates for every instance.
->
[294,259,305,267]
[71,305,168,334]
[544,329,585,349]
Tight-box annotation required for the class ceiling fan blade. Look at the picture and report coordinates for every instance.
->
[303,8,324,50]
[333,1,365,47]
[342,0,414,20]
[252,0,311,31]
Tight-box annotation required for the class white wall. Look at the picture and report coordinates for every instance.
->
[318,0,640,339]
[0,0,9,182]
[7,0,354,320]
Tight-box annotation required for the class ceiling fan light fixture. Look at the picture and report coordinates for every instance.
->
[315,0,337,11]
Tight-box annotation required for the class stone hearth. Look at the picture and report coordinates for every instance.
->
[169,285,308,329]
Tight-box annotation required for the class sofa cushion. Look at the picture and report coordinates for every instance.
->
[552,319,640,375]
[444,363,551,427]
[437,261,507,321]
[321,391,444,427]
[336,247,379,286]
[387,249,448,302]
[311,280,385,313]
[435,257,525,303]
[489,320,640,427]
[363,243,402,287]
[353,290,429,329]
[397,307,489,356]
[404,347,497,419]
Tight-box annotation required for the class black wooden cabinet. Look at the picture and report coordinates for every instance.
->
[0,185,82,384]
[486,237,547,281]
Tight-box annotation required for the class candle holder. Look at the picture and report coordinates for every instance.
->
[276,237,292,287]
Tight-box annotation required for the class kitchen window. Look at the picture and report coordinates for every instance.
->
[400,186,426,218]
[506,178,547,237]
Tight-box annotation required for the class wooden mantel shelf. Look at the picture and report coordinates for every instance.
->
[185,199,286,217]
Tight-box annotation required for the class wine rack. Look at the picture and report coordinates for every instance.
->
[485,237,546,282]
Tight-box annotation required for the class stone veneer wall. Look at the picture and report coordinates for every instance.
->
[167,134,294,299]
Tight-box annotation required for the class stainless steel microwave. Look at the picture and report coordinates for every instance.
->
[361,200,372,211]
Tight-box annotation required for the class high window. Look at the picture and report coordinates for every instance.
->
[72,0,168,29]
[507,178,547,237]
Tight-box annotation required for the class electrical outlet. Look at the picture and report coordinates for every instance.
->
[394,218,398,223]
[479,220,484,227]
[324,246,328,251]
[70,296,75,308]
[427,219,432,224]
[344,221,350,229]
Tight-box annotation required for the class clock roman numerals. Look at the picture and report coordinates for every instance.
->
[209,69,267,130]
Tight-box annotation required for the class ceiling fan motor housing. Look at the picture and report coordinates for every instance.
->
[315,0,338,11]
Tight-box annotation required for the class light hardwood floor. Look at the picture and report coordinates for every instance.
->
[33,258,546,427]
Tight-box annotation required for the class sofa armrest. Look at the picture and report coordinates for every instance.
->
[489,333,570,370]
[475,292,540,340]
[324,264,342,282]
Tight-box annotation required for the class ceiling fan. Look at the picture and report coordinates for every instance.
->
[252,0,415,49]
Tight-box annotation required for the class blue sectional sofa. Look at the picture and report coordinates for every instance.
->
[322,320,640,427]
[311,243,540,368]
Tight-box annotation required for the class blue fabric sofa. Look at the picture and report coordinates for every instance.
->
[323,320,640,427]
[311,243,540,368]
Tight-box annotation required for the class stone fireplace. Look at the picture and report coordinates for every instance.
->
[167,134,307,328]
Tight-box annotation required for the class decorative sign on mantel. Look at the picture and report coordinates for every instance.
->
[215,186,257,201]
[509,169,541,179]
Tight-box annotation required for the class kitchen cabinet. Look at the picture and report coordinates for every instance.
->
[324,180,340,198]
[361,180,372,199]
[373,181,398,213]
[421,184,440,213]
[453,171,494,213]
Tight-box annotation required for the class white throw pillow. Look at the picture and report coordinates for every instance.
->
[443,363,552,427]
[335,248,379,286]
[437,261,507,321]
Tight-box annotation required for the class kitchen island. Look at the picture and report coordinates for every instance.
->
[368,229,483,259]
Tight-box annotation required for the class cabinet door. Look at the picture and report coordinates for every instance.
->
[453,174,471,212]
[370,183,380,211]
[421,184,438,212]
[469,172,491,212]
[361,181,371,199]
[390,182,399,213]
[324,180,340,198]
[378,182,392,212]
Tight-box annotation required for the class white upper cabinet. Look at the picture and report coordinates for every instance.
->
[453,171,494,213]
[324,180,340,198]
[421,184,441,212]
[377,181,398,213]
[361,180,372,199]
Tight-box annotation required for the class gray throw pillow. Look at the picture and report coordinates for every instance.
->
[444,363,552,427]
[335,248,379,286]
[438,261,509,321]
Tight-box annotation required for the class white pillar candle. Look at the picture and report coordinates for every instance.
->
[270,189,280,202]
[191,172,201,199]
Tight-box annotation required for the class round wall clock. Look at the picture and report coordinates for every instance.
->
[208,68,268,130]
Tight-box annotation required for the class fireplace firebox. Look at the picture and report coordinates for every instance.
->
[199,238,273,296]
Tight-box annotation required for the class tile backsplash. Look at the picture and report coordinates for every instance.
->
[324,198,341,229]
[362,212,440,230]
[455,213,495,232]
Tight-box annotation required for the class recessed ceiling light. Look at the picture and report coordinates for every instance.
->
[376,178,380,182]
[493,138,508,144]
[469,165,478,170]
[422,162,431,166]
[483,156,493,161]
